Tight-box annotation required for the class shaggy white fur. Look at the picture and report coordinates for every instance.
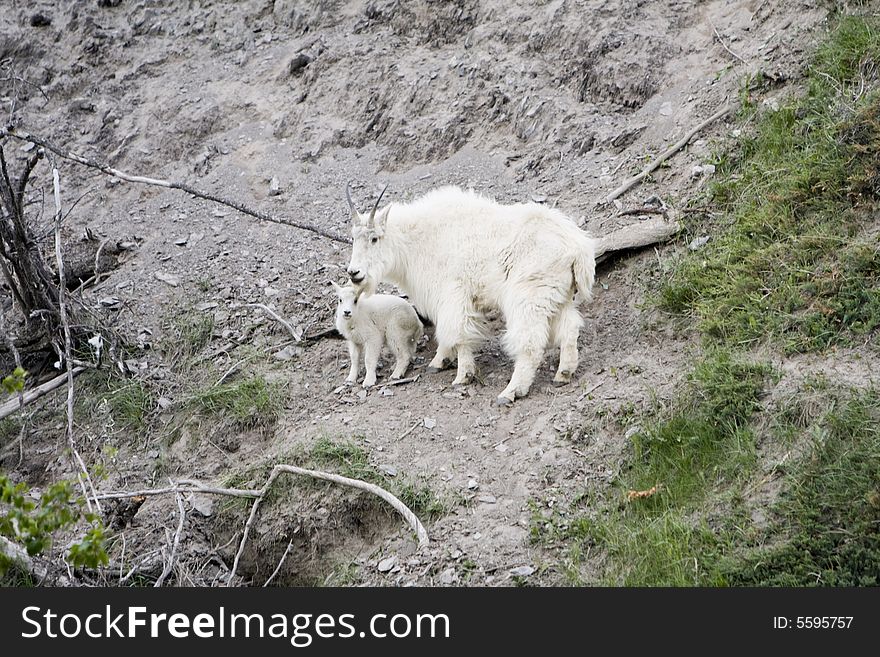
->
[332,282,423,388]
[346,186,596,404]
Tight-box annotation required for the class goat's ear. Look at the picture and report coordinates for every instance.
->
[373,205,390,233]
[330,281,342,294]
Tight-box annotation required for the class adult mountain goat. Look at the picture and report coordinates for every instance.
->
[346,185,596,405]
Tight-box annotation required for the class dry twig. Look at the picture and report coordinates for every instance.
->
[710,21,747,65]
[604,104,732,204]
[154,491,186,587]
[263,539,295,587]
[243,303,302,342]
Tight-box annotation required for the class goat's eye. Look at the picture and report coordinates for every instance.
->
[371,236,379,244]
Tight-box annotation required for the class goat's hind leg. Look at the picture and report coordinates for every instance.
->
[496,308,552,405]
[549,303,584,386]
[388,332,413,380]
[452,344,476,388]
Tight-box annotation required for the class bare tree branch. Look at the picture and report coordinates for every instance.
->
[1,126,352,244]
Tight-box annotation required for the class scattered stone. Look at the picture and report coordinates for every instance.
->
[509,565,535,577]
[381,388,394,396]
[530,194,547,203]
[264,286,280,297]
[688,235,711,251]
[357,389,368,400]
[154,271,180,287]
[157,397,173,410]
[495,443,508,453]
[174,237,188,246]
[690,164,716,179]
[467,479,479,490]
[191,495,214,517]
[29,13,51,27]
[268,177,283,196]
[98,296,122,309]
[195,301,218,311]
[658,101,673,116]
[148,449,160,459]
[423,417,436,429]
[69,98,96,113]
[378,556,397,573]
[273,346,298,361]
[478,494,497,504]
[624,425,643,440]
[438,567,457,585]
[20,142,36,153]
[380,464,398,477]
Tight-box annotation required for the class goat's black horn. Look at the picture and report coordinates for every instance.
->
[368,184,388,222]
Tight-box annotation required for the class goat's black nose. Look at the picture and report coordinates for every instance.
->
[347,268,360,278]
[343,310,351,317]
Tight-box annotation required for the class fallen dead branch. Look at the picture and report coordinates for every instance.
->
[604,104,732,204]
[594,215,681,264]
[227,463,429,584]
[89,466,429,586]
[0,366,86,421]
[1,126,351,244]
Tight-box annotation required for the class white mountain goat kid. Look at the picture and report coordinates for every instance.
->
[345,185,596,405]
[332,281,423,388]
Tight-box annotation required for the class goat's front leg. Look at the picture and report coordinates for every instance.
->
[427,343,455,372]
[345,341,361,385]
[361,339,381,388]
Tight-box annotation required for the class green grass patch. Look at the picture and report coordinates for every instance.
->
[627,352,773,508]
[724,388,880,586]
[167,311,215,369]
[102,380,154,431]
[189,376,284,429]
[532,352,771,585]
[660,16,880,352]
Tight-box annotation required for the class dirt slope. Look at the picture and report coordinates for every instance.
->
[0,0,832,585]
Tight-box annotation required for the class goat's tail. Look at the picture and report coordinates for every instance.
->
[572,237,597,304]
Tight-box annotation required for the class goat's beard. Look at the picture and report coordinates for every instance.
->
[353,275,378,298]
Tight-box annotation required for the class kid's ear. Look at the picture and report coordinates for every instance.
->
[330,281,342,294]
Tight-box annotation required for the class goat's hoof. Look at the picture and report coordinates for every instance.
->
[553,371,573,387]
[344,380,356,387]
[427,365,445,374]
[495,396,514,407]
[452,373,474,387]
